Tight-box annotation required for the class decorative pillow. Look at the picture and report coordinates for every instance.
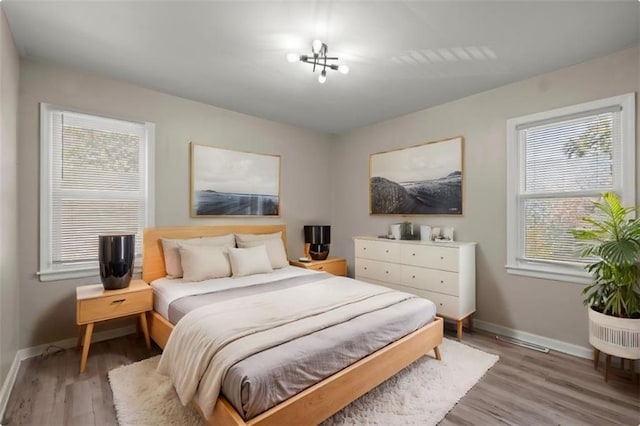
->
[228,245,273,277]
[161,234,235,278]
[178,245,231,282]
[234,232,288,269]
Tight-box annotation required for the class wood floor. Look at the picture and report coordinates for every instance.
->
[3,326,639,426]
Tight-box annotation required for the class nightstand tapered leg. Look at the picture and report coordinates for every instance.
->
[139,313,150,349]
[76,325,84,349]
[80,322,94,373]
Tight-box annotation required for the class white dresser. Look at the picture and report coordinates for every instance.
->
[354,236,476,340]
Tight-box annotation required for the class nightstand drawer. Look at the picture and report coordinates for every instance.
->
[77,290,152,324]
[310,261,346,276]
[290,257,347,276]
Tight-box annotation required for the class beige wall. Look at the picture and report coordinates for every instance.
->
[18,58,333,347]
[331,45,640,348]
[0,5,20,384]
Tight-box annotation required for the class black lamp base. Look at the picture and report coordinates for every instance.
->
[309,243,330,260]
[99,235,134,290]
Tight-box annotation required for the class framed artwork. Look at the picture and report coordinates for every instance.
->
[190,143,280,217]
[369,136,463,215]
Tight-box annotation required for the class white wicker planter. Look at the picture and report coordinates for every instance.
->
[589,307,640,360]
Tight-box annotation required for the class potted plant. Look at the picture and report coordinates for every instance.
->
[572,192,640,364]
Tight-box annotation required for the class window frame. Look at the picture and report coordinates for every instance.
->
[505,93,635,284]
[38,103,155,282]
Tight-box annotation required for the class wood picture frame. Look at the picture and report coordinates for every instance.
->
[190,143,281,217]
[369,136,464,215]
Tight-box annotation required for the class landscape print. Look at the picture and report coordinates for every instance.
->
[370,137,463,215]
[191,143,280,216]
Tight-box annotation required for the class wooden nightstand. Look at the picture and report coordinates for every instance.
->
[76,279,152,373]
[289,256,347,276]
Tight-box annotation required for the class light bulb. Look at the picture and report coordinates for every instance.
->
[286,53,300,63]
[312,39,323,54]
[338,65,350,75]
[318,70,327,84]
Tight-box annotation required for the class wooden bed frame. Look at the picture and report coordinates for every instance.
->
[143,224,443,426]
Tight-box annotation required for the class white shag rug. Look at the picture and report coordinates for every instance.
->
[109,338,498,426]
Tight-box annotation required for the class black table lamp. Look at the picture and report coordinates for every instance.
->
[99,234,135,290]
[304,225,331,260]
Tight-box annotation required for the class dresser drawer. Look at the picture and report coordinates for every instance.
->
[401,265,459,296]
[77,289,152,324]
[354,275,398,289]
[354,239,401,263]
[421,291,461,319]
[401,244,459,272]
[355,258,401,284]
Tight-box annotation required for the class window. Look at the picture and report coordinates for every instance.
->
[39,104,155,281]
[506,93,635,283]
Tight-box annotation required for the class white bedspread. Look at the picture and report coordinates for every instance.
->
[156,276,415,419]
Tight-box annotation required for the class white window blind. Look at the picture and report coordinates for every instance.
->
[40,104,155,281]
[506,93,635,283]
[521,110,618,264]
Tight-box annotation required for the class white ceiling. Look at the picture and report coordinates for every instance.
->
[3,1,639,134]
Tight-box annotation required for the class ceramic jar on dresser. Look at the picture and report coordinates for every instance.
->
[354,236,476,340]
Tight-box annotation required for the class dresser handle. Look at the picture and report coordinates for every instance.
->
[412,253,416,256]
[385,249,389,253]
[318,266,324,270]
[440,256,444,260]
[385,271,389,274]
[363,247,367,250]
[364,267,367,270]
[412,275,416,279]
[111,299,126,304]
[440,280,444,284]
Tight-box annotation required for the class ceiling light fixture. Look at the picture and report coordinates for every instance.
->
[287,39,349,84]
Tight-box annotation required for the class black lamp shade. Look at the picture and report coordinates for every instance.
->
[99,234,135,290]
[304,225,331,260]
[304,225,331,244]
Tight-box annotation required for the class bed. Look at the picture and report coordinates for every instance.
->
[143,224,443,426]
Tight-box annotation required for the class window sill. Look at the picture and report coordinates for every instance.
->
[38,266,100,282]
[505,264,592,285]
[38,264,142,282]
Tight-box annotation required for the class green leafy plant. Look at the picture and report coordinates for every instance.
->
[571,192,640,318]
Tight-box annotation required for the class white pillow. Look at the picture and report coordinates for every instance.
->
[235,232,288,269]
[178,245,231,282]
[228,245,273,277]
[161,234,235,278]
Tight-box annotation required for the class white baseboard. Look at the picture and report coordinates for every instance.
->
[15,324,136,360]
[0,325,135,421]
[0,349,21,423]
[474,319,592,359]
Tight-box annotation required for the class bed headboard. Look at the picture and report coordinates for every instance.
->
[142,224,287,283]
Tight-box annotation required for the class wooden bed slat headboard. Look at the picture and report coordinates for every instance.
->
[142,224,287,283]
